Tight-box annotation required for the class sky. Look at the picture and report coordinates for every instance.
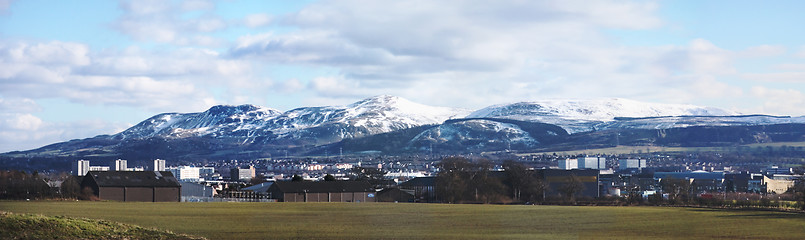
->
[1,0,805,152]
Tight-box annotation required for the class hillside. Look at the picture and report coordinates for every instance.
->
[0,211,203,240]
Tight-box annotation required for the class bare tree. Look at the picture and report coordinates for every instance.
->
[559,173,584,204]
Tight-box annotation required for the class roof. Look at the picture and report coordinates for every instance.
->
[242,182,274,193]
[271,181,373,193]
[86,171,181,188]
[654,172,724,180]
[399,177,435,187]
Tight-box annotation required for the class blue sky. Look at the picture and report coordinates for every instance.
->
[1,0,805,152]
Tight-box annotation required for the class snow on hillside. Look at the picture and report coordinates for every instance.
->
[469,98,735,121]
[468,98,739,133]
[114,95,471,142]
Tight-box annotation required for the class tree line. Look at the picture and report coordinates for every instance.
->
[0,170,86,200]
[435,157,553,204]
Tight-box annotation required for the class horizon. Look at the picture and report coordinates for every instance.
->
[2,0,805,152]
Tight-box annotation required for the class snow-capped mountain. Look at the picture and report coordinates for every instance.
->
[113,95,470,145]
[467,98,740,133]
[407,118,568,151]
[6,95,805,163]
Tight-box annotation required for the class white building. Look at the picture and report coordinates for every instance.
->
[579,157,607,170]
[114,159,128,171]
[231,166,256,181]
[73,160,90,176]
[89,166,110,171]
[619,159,647,171]
[558,159,578,170]
[167,166,201,182]
[154,159,166,171]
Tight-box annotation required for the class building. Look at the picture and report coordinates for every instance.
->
[89,166,110,171]
[764,166,793,175]
[154,159,166,171]
[725,172,764,193]
[167,166,201,182]
[558,159,578,170]
[579,157,606,170]
[765,175,796,194]
[80,171,181,202]
[542,169,600,200]
[114,159,128,171]
[180,182,215,198]
[619,159,646,171]
[231,166,256,181]
[376,188,416,202]
[654,171,725,193]
[242,182,274,194]
[398,177,437,202]
[73,160,90,176]
[267,181,375,202]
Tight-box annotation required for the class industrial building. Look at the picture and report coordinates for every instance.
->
[80,171,182,202]
[268,181,375,202]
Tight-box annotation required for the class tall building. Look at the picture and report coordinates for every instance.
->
[231,166,256,181]
[114,159,128,171]
[619,159,646,171]
[154,159,166,171]
[73,159,90,176]
[579,157,607,170]
[558,159,578,170]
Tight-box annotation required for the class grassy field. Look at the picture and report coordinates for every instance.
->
[1,201,804,239]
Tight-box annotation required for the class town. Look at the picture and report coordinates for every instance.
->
[41,151,801,207]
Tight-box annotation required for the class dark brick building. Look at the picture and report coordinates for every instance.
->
[268,181,375,202]
[81,171,181,202]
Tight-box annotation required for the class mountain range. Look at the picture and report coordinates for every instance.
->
[4,95,805,165]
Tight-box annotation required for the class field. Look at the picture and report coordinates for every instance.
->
[1,201,804,239]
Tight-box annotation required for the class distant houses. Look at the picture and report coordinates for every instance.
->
[80,171,181,202]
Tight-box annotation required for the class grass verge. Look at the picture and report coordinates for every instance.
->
[0,211,204,240]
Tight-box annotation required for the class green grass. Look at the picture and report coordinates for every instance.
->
[1,201,804,239]
[0,211,203,240]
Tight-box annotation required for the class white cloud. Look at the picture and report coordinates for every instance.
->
[244,13,272,28]
[750,86,805,115]
[229,1,683,106]
[743,72,805,83]
[2,113,42,131]
[0,97,40,113]
[0,40,260,113]
[114,0,227,46]
[279,78,305,93]
[0,117,133,152]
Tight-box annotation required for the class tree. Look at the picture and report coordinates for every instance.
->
[662,178,691,205]
[435,157,505,204]
[435,157,473,203]
[558,173,584,204]
[60,175,81,199]
[792,179,805,210]
[324,174,336,181]
[503,161,544,203]
[249,175,267,186]
[349,167,387,188]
